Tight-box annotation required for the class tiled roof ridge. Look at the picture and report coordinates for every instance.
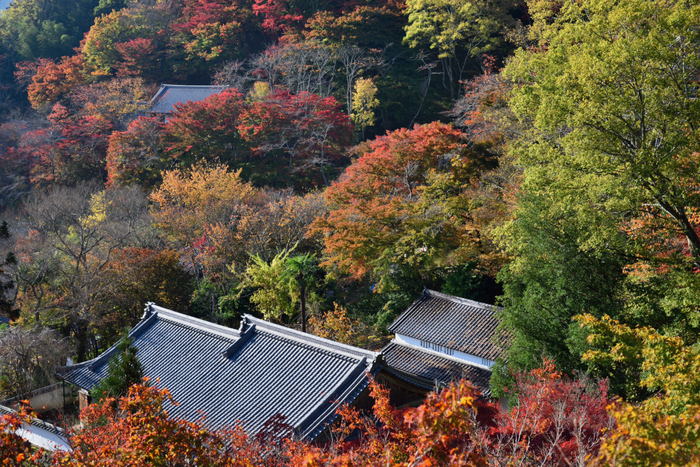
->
[254,329,361,363]
[424,289,500,312]
[157,315,239,341]
[148,303,241,341]
[243,315,378,362]
[56,304,240,377]
[158,84,229,88]
[383,339,495,371]
[150,84,229,101]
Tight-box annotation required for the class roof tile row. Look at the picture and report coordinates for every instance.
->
[388,289,509,361]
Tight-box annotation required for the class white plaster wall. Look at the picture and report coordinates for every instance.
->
[4,384,74,414]
[28,387,67,413]
[394,334,495,369]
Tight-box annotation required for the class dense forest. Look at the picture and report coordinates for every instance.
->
[0,0,699,464]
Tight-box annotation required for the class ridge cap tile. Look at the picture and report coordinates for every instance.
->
[423,289,501,311]
[244,315,378,360]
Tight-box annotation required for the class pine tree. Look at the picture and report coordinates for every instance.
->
[92,331,144,401]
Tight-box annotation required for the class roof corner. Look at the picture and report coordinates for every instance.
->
[142,301,155,319]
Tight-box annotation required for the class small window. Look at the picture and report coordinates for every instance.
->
[420,339,454,356]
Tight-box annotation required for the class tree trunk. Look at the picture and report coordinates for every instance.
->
[300,282,306,333]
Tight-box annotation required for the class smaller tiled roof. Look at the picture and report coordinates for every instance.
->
[149,84,229,114]
[381,341,492,397]
[0,404,66,437]
[0,316,9,326]
[0,403,70,451]
[388,289,509,361]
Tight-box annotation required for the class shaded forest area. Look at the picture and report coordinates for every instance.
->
[1,0,700,463]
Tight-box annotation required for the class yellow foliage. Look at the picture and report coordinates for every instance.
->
[580,314,700,465]
[594,403,700,467]
[82,77,152,124]
[80,191,110,230]
[351,77,379,131]
[150,164,256,248]
[308,303,383,349]
[578,314,700,413]
[247,81,271,103]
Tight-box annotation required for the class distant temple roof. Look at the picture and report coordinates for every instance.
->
[381,341,493,397]
[388,289,508,361]
[149,84,229,114]
[0,316,9,326]
[57,304,378,441]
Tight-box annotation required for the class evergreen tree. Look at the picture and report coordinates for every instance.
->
[92,331,144,401]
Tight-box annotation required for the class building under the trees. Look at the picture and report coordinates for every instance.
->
[382,289,509,398]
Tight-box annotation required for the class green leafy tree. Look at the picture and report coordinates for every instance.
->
[403,0,515,100]
[92,331,144,401]
[81,6,168,77]
[283,253,317,333]
[93,0,127,16]
[239,249,320,331]
[498,0,700,379]
[505,0,700,277]
[238,250,294,322]
[496,191,628,378]
[0,0,100,60]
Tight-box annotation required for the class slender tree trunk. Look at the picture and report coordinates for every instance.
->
[300,281,306,333]
[75,324,87,362]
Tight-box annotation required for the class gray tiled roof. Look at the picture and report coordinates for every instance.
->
[388,289,509,361]
[0,403,67,437]
[0,316,9,326]
[381,341,492,397]
[56,305,378,440]
[149,84,229,114]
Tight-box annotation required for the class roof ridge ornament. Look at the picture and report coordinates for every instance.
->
[142,302,155,319]
[222,324,256,359]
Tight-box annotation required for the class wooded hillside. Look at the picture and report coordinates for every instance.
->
[1,0,699,464]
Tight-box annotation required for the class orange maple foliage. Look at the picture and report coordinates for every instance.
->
[312,121,496,285]
[21,55,86,109]
[14,362,611,466]
[53,383,276,467]
[0,406,43,467]
[286,377,494,467]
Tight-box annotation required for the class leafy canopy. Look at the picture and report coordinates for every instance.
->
[497,0,700,382]
[314,121,496,290]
